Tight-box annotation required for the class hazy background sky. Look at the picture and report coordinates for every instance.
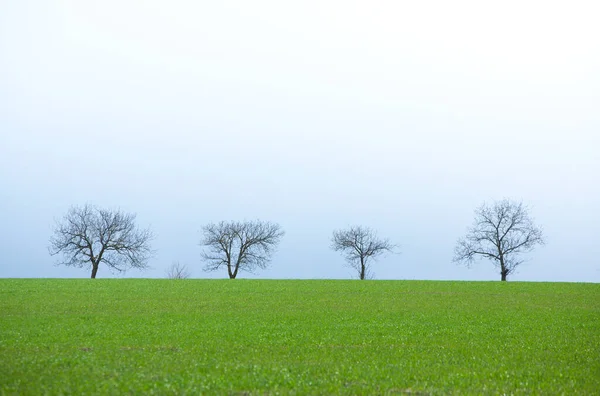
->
[1,0,599,281]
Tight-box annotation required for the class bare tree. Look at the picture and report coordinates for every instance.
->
[331,226,396,280]
[453,199,544,281]
[200,220,284,279]
[48,204,154,278]
[166,261,191,279]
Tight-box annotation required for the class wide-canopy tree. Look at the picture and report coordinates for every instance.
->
[200,220,284,279]
[49,203,154,278]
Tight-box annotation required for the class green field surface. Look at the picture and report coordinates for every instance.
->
[1,279,599,395]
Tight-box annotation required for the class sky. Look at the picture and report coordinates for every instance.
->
[1,0,599,281]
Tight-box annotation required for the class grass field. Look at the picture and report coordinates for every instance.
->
[1,279,599,394]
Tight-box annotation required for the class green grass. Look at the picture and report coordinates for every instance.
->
[1,279,599,395]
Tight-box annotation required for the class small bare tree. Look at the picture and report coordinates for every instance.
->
[200,220,284,279]
[166,261,191,279]
[331,226,396,280]
[453,199,544,281]
[48,204,154,278]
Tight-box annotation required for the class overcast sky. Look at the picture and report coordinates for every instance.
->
[1,0,599,281]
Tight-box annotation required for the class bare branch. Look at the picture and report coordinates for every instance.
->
[166,261,191,279]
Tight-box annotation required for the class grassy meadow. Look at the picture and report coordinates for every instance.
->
[0,279,599,394]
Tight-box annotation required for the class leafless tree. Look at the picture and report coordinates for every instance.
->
[200,220,284,279]
[331,226,396,280]
[48,204,154,278]
[453,199,544,281]
[166,261,191,279]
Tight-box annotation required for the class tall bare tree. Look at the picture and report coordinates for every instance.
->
[331,226,396,280]
[453,199,544,281]
[166,261,191,279]
[49,204,154,278]
[200,220,284,279]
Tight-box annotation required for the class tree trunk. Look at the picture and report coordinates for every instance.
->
[499,255,508,281]
[360,257,365,280]
[91,263,99,279]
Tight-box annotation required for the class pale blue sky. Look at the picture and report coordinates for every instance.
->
[1,0,599,281]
